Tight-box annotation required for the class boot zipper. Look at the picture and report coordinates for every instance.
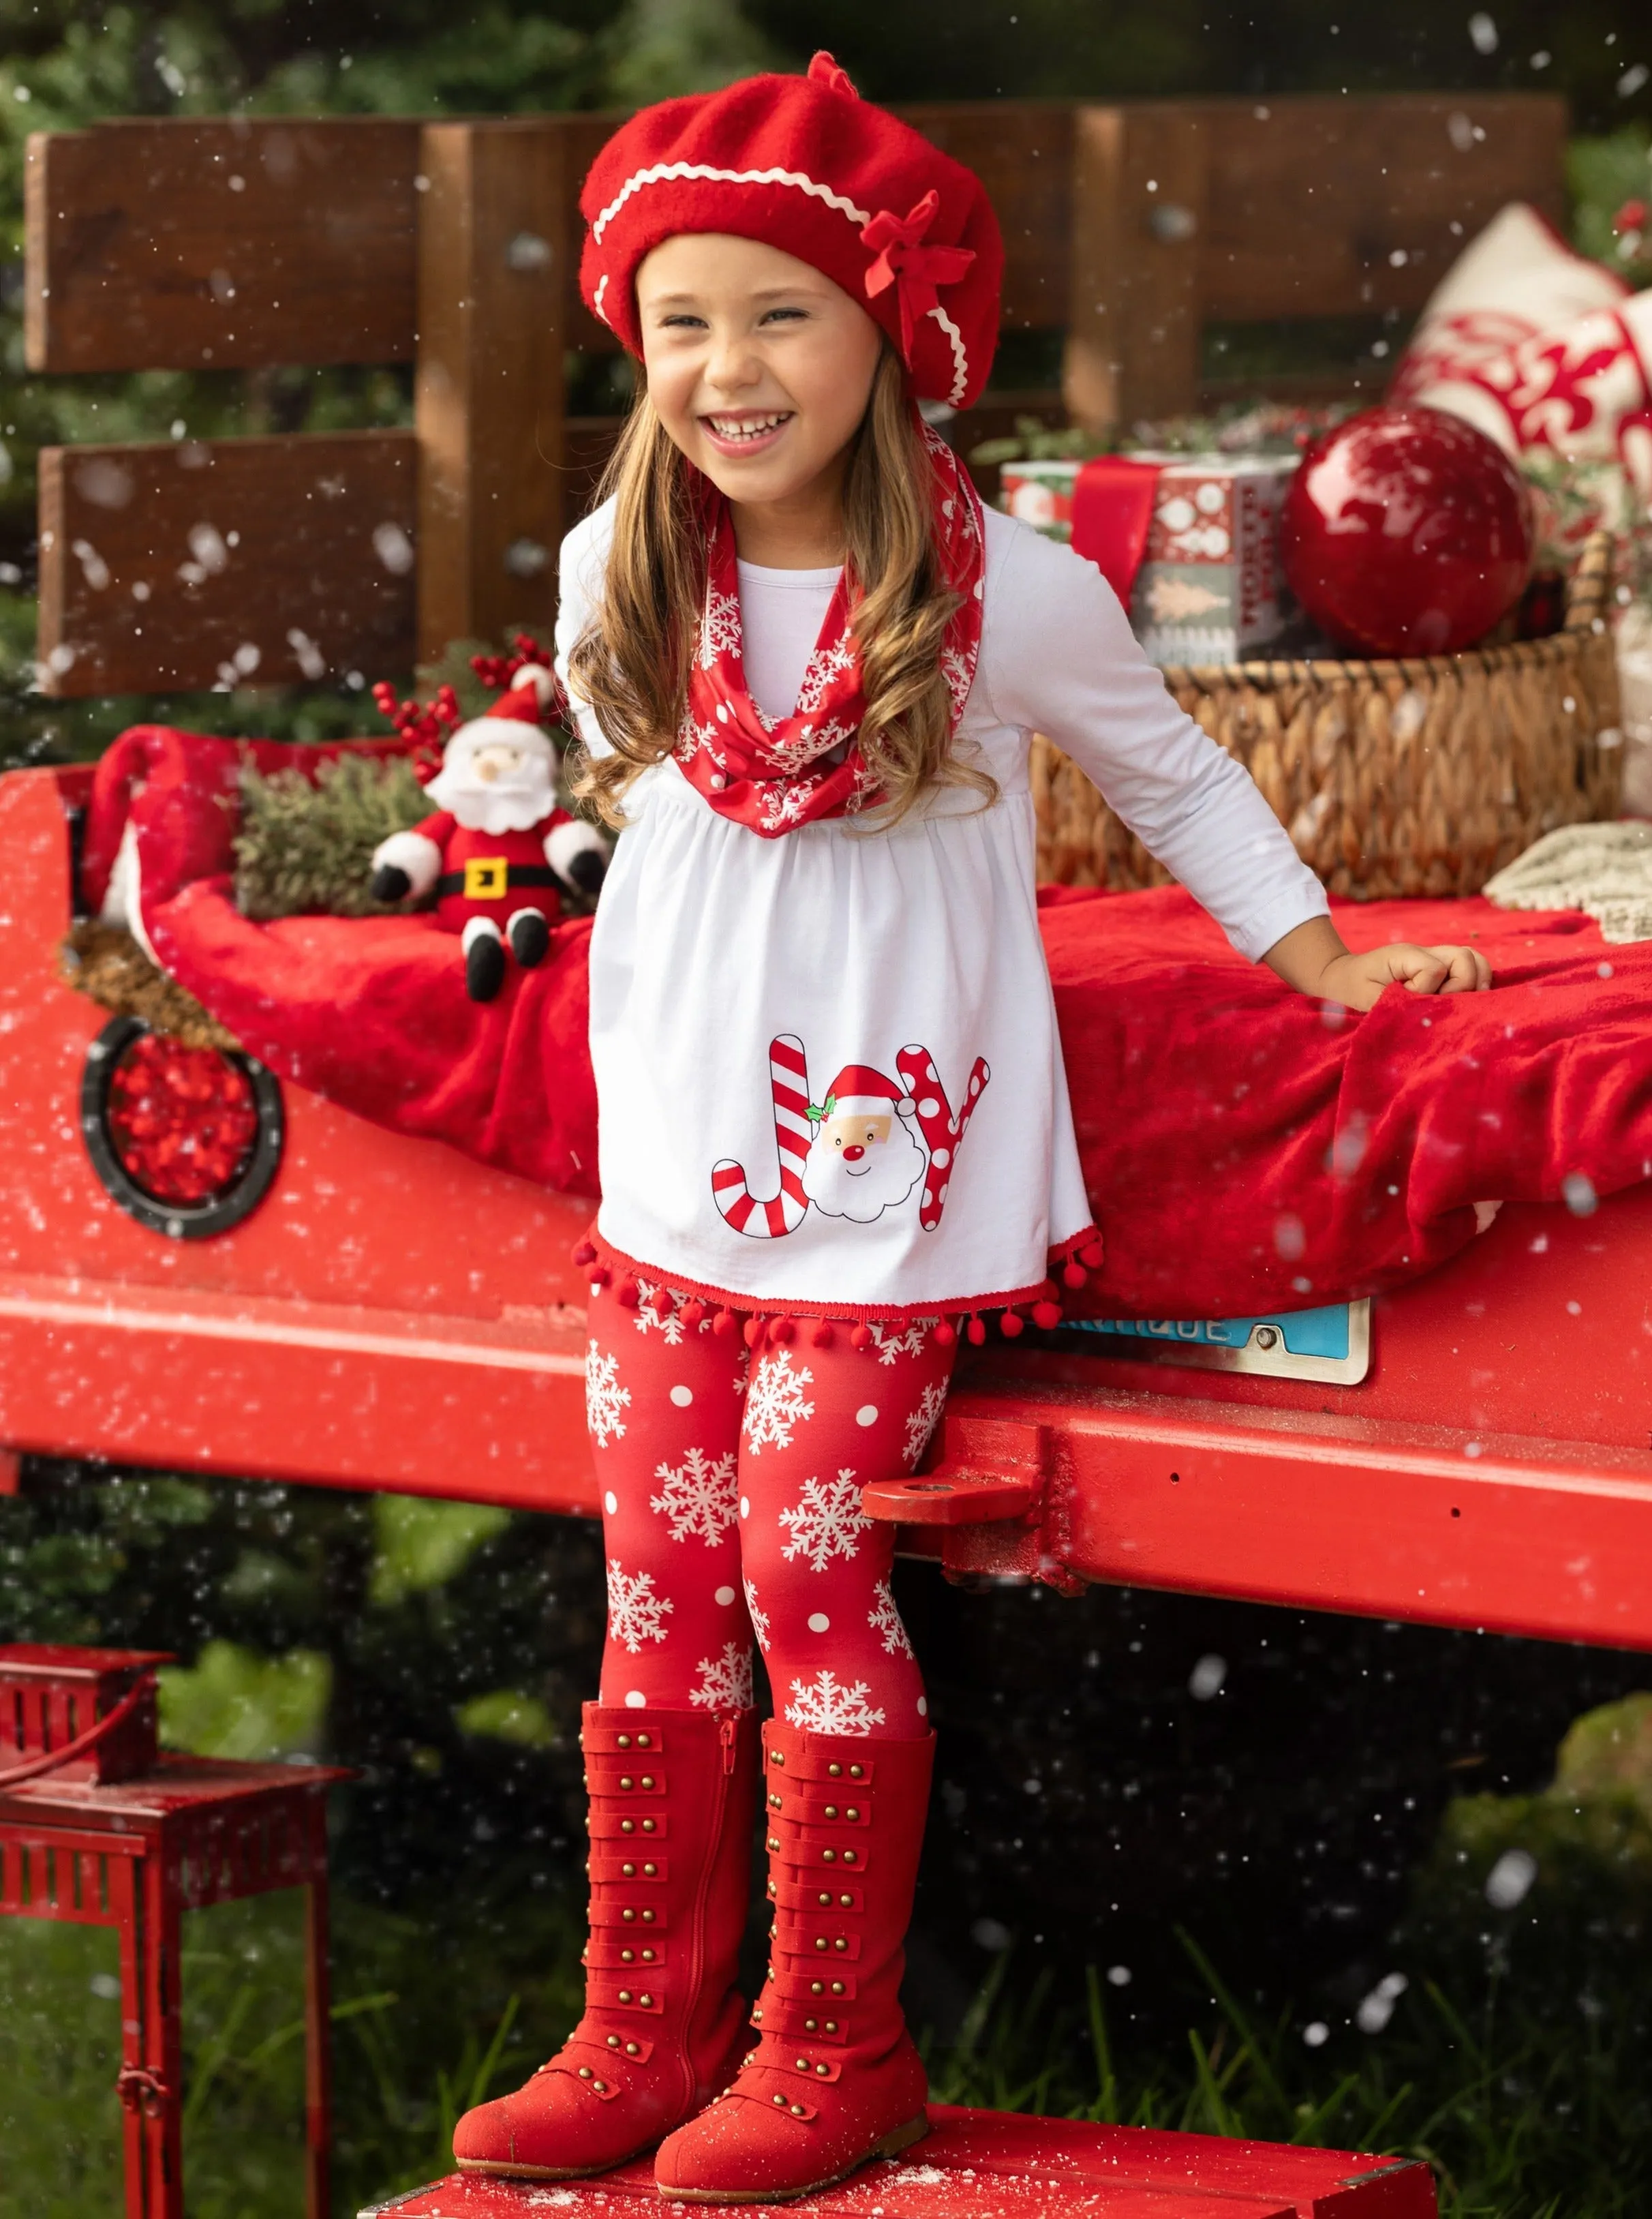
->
[684,1712,739,2114]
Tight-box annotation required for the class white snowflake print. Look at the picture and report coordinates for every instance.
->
[903,1380,949,1470]
[778,1469,872,1573]
[742,1349,815,1454]
[793,633,858,716]
[940,644,975,720]
[606,1558,674,1653]
[868,1577,916,1659]
[697,586,744,667]
[868,1319,936,1368]
[743,1578,772,1655]
[585,1341,632,1449]
[632,1280,712,1346]
[784,1669,886,1736]
[676,712,729,772]
[690,1641,754,1711]
[649,1446,739,1546]
[759,776,826,834]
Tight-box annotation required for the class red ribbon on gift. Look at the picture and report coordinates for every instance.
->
[862,190,976,362]
[1070,455,1164,607]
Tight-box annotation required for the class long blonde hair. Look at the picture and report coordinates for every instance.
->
[568,348,996,830]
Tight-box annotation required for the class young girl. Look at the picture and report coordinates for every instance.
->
[453,55,1490,2203]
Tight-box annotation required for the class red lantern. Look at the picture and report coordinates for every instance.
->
[1279,404,1533,656]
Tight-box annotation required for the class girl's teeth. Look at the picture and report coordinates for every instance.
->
[711,415,785,440]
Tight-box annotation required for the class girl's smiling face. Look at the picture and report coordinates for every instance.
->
[636,232,885,534]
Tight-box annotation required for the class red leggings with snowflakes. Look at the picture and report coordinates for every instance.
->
[583,1278,955,1741]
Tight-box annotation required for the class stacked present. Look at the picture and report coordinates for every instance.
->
[1000,453,1297,667]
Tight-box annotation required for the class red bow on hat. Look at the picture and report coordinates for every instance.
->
[861,189,977,364]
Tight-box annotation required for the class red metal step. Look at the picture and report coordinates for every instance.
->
[359,2107,1434,2218]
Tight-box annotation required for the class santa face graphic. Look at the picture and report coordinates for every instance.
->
[801,1100,927,1224]
[425,721,558,834]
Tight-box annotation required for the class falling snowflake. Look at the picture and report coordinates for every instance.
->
[743,1578,772,1653]
[690,1641,754,1711]
[778,1469,872,1572]
[697,586,744,667]
[868,1319,935,1367]
[585,1341,631,1449]
[649,1445,739,1545]
[743,1349,815,1453]
[606,1558,673,1653]
[784,1670,886,1736]
[903,1380,949,1469]
[868,1577,915,1659]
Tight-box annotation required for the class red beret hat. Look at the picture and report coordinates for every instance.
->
[579,53,1003,410]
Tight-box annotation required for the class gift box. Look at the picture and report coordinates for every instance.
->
[998,457,1078,539]
[999,454,1296,665]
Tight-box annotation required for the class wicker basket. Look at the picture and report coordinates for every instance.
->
[1032,531,1623,899]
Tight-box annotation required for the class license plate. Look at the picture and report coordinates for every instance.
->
[1065,1299,1371,1385]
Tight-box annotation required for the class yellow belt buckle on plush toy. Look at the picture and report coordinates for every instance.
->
[464,856,508,900]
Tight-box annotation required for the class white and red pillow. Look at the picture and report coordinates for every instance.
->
[1390,201,1652,500]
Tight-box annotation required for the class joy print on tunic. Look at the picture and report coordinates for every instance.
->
[710,1032,990,1239]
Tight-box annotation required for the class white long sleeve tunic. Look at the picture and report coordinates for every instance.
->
[555,498,1328,1322]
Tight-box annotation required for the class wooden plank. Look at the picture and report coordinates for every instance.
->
[36,430,415,697]
[1197,93,1568,320]
[25,119,418,373]
[896,103,1073,332]
[415,120,568,661]
[1064,104,1208,434]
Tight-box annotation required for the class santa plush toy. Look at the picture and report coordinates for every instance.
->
[369,666,607,1002]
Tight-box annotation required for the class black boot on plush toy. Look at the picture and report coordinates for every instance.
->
[367,663,609,997]
[508,907,552,968]
[463,920,508,1003]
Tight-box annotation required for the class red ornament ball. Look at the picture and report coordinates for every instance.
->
[1280,405,1533,656]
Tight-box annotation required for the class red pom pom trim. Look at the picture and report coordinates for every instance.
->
[617,1278,640,1309]
[768,1316,796,1346]
[713,1308,737,1337]
[934,1318,957,1349]
[744,1316,765,1349]
[1032,1300,1062,1331]
[850,1323,874,1353]
[812,1320,836,1348]
[571,1240,597,1268]
[1080,1241,1105,1269]
[1062,1261,1088,1290]
[1000,1310,1025,1338]
[966,1315,987,1346]
[681,1299,706,1329]
[590,1264,613,1288]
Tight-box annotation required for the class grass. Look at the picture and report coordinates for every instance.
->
[5,1897,1636,2218]
[923,1932,1647,2219]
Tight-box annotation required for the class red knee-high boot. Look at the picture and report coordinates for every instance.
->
[654,1718,934,2203]
[453,1702,760,2179]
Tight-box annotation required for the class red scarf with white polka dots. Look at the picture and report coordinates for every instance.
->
[674,421,985,838]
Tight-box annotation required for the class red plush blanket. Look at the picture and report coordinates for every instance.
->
[89,727,1652,1318]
